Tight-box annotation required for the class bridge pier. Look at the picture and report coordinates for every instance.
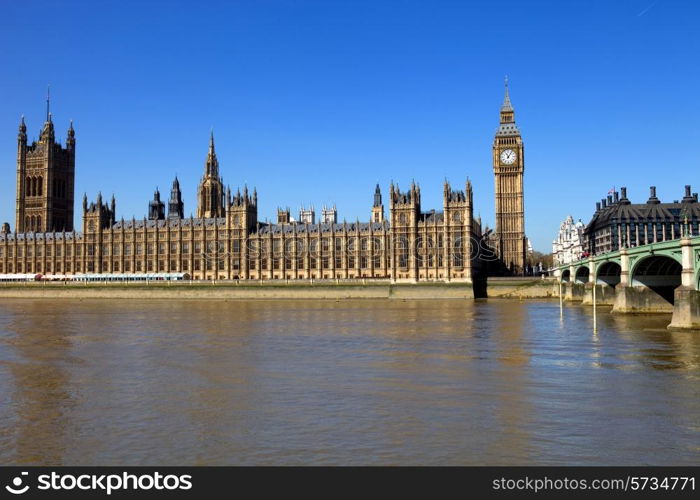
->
[563,282,585,301]
[669,238,700,330]
[612,284,674,313]
[582,283,616,305]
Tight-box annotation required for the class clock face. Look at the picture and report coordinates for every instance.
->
[500,149,517,165]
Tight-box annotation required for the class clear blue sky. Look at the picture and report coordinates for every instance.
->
[1,0,698,252]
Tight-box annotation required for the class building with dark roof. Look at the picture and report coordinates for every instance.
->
[584,186,700,255]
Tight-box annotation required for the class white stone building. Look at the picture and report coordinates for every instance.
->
[552,215,585,266]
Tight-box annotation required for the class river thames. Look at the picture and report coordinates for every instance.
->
[0,298,698,465]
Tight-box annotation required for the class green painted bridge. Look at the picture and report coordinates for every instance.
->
[555,235,700,329]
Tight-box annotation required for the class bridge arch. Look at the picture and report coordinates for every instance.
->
[631,254,682,304]
[561,269,570,283]
[574,266,589,284]
[596,261,621,288]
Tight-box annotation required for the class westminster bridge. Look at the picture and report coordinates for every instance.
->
[555,235,700,329]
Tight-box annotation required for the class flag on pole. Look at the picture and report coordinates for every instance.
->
[608,187,615,194]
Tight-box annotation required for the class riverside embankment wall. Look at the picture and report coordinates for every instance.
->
[0,282,477,300]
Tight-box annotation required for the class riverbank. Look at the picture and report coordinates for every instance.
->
[0,281,476,300]
[485,277,557,299]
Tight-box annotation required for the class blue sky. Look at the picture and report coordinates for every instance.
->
[1,0,698,252]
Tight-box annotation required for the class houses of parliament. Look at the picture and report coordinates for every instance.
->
[0,84,527,281]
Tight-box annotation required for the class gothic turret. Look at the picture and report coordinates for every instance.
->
[371,184,385,223]
[148,188,165,220]
[168,176,184,220]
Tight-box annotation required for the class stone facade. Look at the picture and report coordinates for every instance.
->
[1,124,481,282]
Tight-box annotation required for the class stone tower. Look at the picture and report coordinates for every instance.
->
[168,176,184,220]
[16,95,75,233]
[493,78,526,274]
[196,131,226,218]
[371,184,385,223]
[389,181,421,281]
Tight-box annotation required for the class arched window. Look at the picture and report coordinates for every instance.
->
[37,216,41,231]
[398,236,408,268]
[25,216,30,230]
[26,177,31,196]
[38,177,43,196]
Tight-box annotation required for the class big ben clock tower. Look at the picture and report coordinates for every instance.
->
[493,77,526,274]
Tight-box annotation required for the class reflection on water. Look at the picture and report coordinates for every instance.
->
[0,299,698,465]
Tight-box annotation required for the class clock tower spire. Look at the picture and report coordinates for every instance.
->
[492,77,526,275]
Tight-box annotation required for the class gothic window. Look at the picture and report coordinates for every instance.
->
[453,237,463,267]
[88,221,95,231]
[233,240,240,253]
[37,216,41,230]
[309,239,319,258]
[183,242,189,254]
[26,177,31,196]
[453,212,461,222]
[399,213,407,225]
[398,236,408,268]
[361,238,368,251]
[171,243,177,253]
[37,177,43,196]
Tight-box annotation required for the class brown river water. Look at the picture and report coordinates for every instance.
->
[0,298,698,465]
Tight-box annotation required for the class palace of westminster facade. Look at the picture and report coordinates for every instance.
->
[0,84,527,281]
